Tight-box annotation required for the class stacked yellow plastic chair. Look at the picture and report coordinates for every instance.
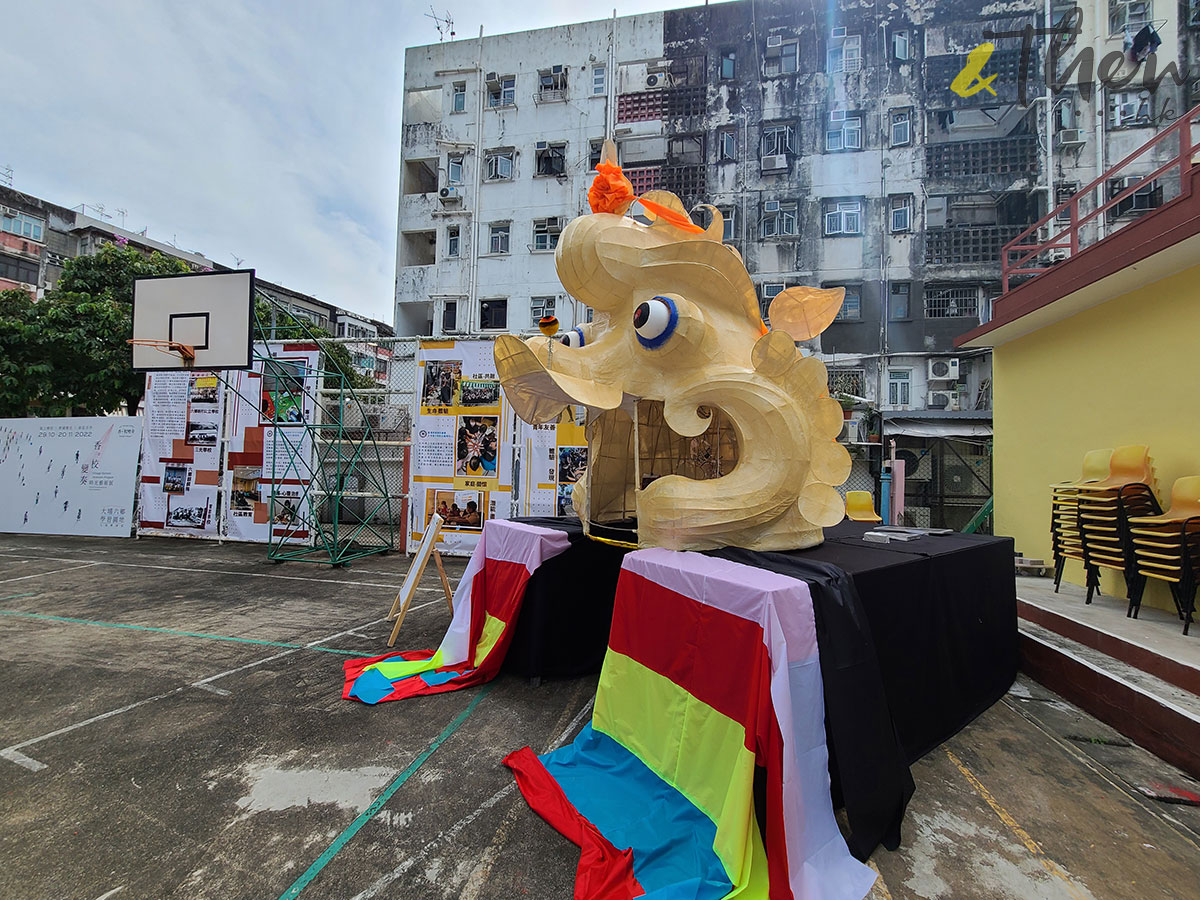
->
[1073,445,1161,608]
[1128,476,1200,634]
[845,490,883,523]
[1050,448,1112,594]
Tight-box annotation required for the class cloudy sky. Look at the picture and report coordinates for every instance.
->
[6,1,708,323]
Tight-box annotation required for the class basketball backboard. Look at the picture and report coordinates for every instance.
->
[131,269,255,371]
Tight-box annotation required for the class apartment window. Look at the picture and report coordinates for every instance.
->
[887,369,912,406]
[1108,90,1152,128]
[1109,0,1151,33]
[823,199,863,236]
[480,298,508,330]
[764,37,800,76]
[825,113,862,151]
[720,49,736,79]
[1109,177,1163,217]
[592,65,606,96]
[488,223,510,254]
[890,195,913,232]
[452,82,466,112]
[890,109,912,146]
[829,367,866,397]
[761,124,795,156]
[0,253,39,285]
[487,74,516,108]
[718,206,736,241]
[535,141,567,176]
[1055,183,1078,222]
[533,217,561,251]
[828,34,862,74]
[538,65,568,101]
[447,154,464,185]
[531,296,556,319]
[668,134,703,165]
[484,149,514,181]
[925,285,980,318]
[446,225,460,258]
[889,282,911,319]
[719,129,737,161]
[892,30,910,61]
[761,200,798,237]
[760,282,786,319]
[442,300,458,333]
[589,139,604,170]
[833,286,862,320]
[0,212,44,242]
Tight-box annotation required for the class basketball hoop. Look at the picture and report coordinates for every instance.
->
[127,338,196,365]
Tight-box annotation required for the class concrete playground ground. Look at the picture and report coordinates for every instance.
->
[2,535,1200,899]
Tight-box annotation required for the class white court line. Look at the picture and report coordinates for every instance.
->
[0,553,413,589]
[92,888,125,900]
[0,562,100,584]
[0,601,441,772]
[349,696,596,900]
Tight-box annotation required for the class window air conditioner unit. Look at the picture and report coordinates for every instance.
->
[2,206,18,217]
[841,413,865,443]
[547,217,563,233]
[927,357,960,380]
[438,186,461,203]
[831,26,848,38]
[761,154,788,171]
[536,140,548,150]
[927,390,960,410]
[1058,128,1086,148]
[830,109,846,122]
[486,72,499,83]
[766,34,784,48]
[551,64,564,75]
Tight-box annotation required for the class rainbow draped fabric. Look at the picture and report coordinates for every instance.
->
[506,549,876,900]
[343,521,571,704]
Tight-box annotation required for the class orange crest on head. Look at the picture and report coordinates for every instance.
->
[588,161,636,216]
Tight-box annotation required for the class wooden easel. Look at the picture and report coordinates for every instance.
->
[387,514,455,646]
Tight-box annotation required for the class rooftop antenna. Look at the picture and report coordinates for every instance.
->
[92,203,112,220]
[115,208,128,228]
[0,165,12,188]
[425,6,455,40]
[231,252,245,267]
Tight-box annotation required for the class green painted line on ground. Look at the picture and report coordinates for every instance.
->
[0,609,364,655]
[277,684,495,900]
[0,593,36,602]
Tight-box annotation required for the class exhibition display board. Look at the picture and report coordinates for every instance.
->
[409,339,515,556]
[0,417,142,537]
[138,370,225,536]
[514,406,588,518]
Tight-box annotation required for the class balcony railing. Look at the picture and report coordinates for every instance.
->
[925,225,1028,266]
[1001,102,1200,291]
[925,135,1038,179]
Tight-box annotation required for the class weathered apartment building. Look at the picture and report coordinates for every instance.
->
[0,185,395,383]
[394,0,1192,524]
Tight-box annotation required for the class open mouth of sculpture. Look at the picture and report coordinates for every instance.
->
[586,400,739,543]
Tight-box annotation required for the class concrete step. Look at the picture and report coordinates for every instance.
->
[1019,619,1200,780]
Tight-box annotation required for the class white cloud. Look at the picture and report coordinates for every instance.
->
[6,0,707,323]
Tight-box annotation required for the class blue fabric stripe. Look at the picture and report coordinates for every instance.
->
[419,669,465,687]
[539,723,732,900]
[348,668,396,705]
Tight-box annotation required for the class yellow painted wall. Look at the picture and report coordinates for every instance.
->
[993,266,1200,611]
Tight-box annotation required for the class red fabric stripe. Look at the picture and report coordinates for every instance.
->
[505,747,645,900]
[468,557,532,669]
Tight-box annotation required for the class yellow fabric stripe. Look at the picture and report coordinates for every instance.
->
[474,612,508,664]
[367,648,443,680]
[594,650,769,897]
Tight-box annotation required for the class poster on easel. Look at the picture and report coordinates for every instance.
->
[0,417,142,537]
[515,405,588,517]
[409,339,515,556]
[138,370,225,537]
[223,342,320,543]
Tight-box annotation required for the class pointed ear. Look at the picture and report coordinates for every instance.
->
[768,286,844,341]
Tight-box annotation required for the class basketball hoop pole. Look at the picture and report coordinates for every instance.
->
[127,338,196,365]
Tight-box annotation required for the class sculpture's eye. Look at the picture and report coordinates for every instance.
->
[633,296,677,348]
[560,327,585,349]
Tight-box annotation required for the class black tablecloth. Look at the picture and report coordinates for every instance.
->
[505,517,1017,860]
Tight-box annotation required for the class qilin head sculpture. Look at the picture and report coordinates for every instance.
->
[495,141,851,551]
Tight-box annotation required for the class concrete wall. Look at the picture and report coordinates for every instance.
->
[993,266,1200,612]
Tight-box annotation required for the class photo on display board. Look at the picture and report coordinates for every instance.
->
[426,487,485,531]
[557,446,588,484]
[260,358,308,425]
[455,415,499,477]
[556,483,576,517]
[166,499,209,528]
[459,378,500,407]
[230,466,261,511]
[420,359,462,408]
[187,375,219,406]
[185,421,219,446]
[162,464,188,494]
[271,486,305,526]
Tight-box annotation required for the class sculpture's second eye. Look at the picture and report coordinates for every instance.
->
[560,327,585,349]
[633,296,677,348]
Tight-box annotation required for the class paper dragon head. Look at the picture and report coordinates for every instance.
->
[495,142,851,551]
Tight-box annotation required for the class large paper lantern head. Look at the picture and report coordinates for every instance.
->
[495,145,851,551]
